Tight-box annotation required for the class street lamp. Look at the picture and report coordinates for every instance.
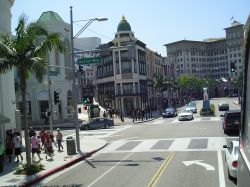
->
[70,6,107,151]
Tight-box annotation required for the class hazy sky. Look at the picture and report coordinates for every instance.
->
[11,0,249,56]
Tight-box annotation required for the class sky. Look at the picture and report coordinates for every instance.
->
[11,0,250,56]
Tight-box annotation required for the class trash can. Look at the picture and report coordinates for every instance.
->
[66,136,76,155]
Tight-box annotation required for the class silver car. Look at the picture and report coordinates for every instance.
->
[178,109,194,121]
[223,140,239,179]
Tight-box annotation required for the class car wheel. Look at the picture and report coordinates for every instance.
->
[104,124,109,129]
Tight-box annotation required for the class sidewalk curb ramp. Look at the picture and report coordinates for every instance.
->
[20,142,109,187]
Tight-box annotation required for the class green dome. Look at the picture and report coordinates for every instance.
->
[38,11,64,23]
[117,16,131,32]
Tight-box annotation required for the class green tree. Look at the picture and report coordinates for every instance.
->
[0,14,64,168]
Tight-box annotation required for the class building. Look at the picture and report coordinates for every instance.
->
[164,21,244,97]
[74,37,101,103]
[15,11,73,126]
[95,16,165,114]
[164,21,244,80]
[0,0,17,142]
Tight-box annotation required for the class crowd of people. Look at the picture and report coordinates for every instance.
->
[0,127,64,172]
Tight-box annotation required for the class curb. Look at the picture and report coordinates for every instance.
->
[20,142,109,187]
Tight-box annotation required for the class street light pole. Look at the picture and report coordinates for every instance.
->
[47,67,53,133]
[70,6,80,151]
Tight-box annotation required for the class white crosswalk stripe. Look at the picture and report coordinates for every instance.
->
[67,125,132,139]
[171,117,221,123]
[100,137,236,153]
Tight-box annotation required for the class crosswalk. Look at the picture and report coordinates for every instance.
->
[100,137,238,153]
[66,125,132,139]
[151,117,222,125]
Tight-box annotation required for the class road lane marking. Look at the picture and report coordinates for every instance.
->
[87,152,134,187]
[147,151,175,187]
[183,160,215,170]
[217,150,225,187]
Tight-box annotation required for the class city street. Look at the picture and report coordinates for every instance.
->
[39,97,240,187]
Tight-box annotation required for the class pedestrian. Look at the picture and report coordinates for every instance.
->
[103,111,107,118]
[141,109,145,121]
[30,132,42,162]
[5,130,14,163]
[120,110,124,122]
[0,141,5,172]
[45,135,54,160]
[39,128,46,150]
[13,132,23,163]
[56,128,63,152]
[28,126,35,138]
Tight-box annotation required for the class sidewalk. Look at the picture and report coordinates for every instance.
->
[0,136,108,186]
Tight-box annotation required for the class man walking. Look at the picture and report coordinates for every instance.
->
[13,132,23,163]
[56,128,63,152]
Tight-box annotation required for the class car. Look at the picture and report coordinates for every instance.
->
[218,102,229,111]
[80,117,114,130]
[185,103,197,113]
[178,109,194,121]
[223,140,239,179]
[162,107,177,118]
[221,110,241,134]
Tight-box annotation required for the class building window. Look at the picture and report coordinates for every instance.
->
[122,61,132,74]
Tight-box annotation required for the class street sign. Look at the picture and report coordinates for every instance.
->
[77,57,101,65]
[49,71,58,76]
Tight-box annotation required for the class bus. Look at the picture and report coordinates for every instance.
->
[237,15,250,186]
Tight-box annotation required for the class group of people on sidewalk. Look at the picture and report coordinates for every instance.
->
[29,127,64,161]
[0,127,64,173]
[131,108,153,123]
[103,107,125,122]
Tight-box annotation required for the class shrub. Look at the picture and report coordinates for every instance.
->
[200,104,215,116]
[14,163,45,175]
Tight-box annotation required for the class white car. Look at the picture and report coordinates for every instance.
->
[223,140,239,179]
[178,109,194,121]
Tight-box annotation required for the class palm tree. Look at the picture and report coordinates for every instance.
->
[0,14,64,167]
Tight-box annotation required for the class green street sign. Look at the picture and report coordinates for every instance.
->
[77,57,101,65]
[49,71,58,76]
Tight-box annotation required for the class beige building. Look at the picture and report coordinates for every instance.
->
[164,21,244,80]
[95,16,165,114]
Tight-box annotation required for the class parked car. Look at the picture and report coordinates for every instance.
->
[223,140,239,179]
[162,107,177,118]
[221,110,241,134]
[80,117,114,130]
[178,109,194,121]
[218,102,229,111]
[185,103,197,113]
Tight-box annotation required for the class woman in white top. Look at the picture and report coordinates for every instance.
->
[13,132,23,163]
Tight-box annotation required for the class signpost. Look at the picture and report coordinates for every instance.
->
[77,57,101,65]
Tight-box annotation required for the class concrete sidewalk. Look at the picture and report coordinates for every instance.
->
[0,136,108,186]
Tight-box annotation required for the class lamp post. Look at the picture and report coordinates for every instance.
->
[70,6,107,151]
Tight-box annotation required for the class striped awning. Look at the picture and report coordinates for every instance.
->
[0,114,10,124]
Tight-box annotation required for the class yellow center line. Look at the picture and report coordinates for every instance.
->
[147,151,175,187]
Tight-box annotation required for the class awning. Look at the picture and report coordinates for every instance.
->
[0,114,10,124]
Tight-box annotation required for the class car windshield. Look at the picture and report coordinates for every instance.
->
[166,108,174,112]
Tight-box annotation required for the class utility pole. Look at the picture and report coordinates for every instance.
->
[70,6,80,151]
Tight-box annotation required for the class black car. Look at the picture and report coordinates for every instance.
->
[218,102,229,111]
[80,117,114,130]
[162,107,177,118]
[222,110,241,134]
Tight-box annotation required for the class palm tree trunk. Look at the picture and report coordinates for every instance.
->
[20,75,32,167]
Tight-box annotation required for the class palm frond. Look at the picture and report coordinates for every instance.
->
[30,57,47,82]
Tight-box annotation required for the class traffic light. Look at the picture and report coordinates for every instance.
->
[83,96,89,104]
[54,91,60,104]
[79,65,83,72]
[230,63,235,72]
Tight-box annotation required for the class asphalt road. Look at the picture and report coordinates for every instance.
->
[40,97,240,187]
